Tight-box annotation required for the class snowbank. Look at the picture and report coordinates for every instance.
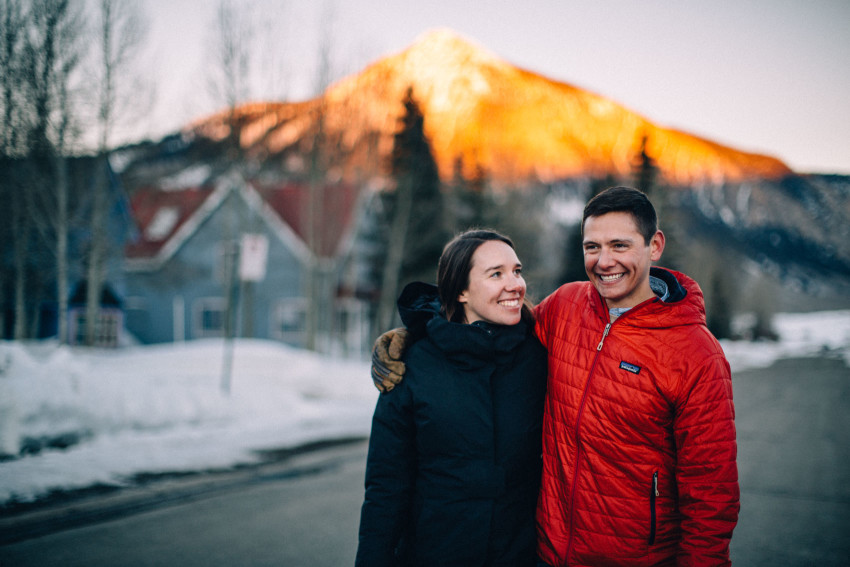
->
[0,340,377,504]
[0,310,848,505]
[720,310,850,372]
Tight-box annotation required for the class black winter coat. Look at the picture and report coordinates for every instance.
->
[356,282,548,567]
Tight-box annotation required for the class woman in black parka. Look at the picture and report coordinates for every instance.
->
[356,230,548,567]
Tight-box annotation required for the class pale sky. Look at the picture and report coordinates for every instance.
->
[137,0,850,175]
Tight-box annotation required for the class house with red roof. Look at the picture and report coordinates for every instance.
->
[122,171,369,353]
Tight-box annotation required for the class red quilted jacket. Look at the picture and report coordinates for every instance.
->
[534,268,739,567]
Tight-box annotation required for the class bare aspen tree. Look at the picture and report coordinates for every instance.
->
[206,0,255,391]
[304,1,337,352]
[254,0,291,103]
[0,0,25,337]
[51,73,72,343]
[3,0,83,340]
[85,0,147,345]
[46,3,83,345]
[12,0,63,340]
[207,0,252,141]
[0,0,25,154]
[29,12,83,344]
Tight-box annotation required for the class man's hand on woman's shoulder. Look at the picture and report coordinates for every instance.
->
[371,328,410,392]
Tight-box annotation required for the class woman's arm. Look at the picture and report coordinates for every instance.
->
[355,383,417,566]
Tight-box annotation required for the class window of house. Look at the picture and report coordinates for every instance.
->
[273,298,307,345]
[194,298,227,338]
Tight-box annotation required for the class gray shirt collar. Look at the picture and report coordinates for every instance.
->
[608,275,670,321]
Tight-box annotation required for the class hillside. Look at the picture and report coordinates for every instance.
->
[187,29,792,187]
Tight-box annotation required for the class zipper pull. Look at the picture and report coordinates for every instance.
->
[653,471,659,497]
[596,323,611,351]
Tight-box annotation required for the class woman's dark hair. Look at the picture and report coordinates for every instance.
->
[582,186,658,244]
[437,229,535,325]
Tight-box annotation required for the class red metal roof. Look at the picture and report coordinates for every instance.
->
[255,181,360,258]
[125,186,211,259]
[125,181,360,261]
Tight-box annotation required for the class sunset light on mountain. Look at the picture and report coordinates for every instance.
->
[192,29,793,187]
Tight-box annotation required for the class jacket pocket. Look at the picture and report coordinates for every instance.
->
[648,471,658,545]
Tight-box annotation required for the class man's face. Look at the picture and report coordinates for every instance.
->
[582,211,664,310]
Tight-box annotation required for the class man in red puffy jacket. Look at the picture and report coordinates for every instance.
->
[373,186,739,566]
[533,186,738,566]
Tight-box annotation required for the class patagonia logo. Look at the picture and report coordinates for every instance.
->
[619,361,642,374]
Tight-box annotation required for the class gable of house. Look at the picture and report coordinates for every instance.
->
[125,175,361,271]
[124,185,212,263]
[122,174,366,348]
[253,180,361,259]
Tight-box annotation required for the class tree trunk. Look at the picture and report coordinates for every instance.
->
[12,248,26,340]
[11,187,27,340]
[55,154,69,343]
[84,156,108,346]
[375,179,413,332]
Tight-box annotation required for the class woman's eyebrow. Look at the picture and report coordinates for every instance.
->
[483,262,522,272]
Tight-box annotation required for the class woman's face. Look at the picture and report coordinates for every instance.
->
[457,240,526,326]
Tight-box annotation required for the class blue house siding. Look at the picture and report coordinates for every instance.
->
[124,187,309,345]
[123,174,370,353]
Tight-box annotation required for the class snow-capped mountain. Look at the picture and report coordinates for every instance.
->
[185,28,793,187]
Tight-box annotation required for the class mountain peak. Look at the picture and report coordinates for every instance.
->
[404,28,504,69]
[343,29,792,184]
[198,28,793,186]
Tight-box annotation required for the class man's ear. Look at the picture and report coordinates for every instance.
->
[650,230,665,262]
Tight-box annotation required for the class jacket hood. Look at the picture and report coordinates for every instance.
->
[397,281,443,332]
[588,267,707,328]
[397,281,529,361]
[650,266,688,303]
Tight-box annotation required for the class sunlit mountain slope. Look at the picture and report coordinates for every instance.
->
[191,28,792,186]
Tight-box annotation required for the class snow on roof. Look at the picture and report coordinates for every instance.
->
[125,178,361,270]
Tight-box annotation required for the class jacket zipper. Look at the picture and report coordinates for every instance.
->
[596,322,612,350]
[566,321,611,561]
[566,300,653,561]
[649,471,659,545]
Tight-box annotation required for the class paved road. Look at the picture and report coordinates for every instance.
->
[1,356,848,566]
[730,355,850,565]
[0,440,369,566]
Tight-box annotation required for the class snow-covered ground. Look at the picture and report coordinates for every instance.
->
[0,340,376,505]
[1,310,849,506]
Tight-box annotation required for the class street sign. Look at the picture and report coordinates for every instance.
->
[239,233,269,282]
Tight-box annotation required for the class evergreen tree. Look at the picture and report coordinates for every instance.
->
[395,88,445,284]
[375,87,446,330]
[632,133,658,197]
[630,133,683,271]
[445,155,497,233]
[486,183,551,296]
[457,159,492,229]
[558,177,613,284]
[706,267,734,339]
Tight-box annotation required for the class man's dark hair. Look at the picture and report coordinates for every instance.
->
[582,186,658,244]
[437,229,534,325]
